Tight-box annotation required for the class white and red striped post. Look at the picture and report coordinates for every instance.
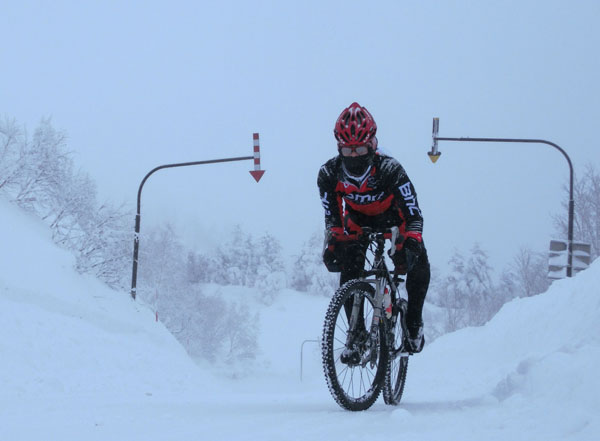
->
[249,133,265,182]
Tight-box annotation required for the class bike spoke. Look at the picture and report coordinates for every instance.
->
[364,365,375,384]
[335,323,348,337]
[339,364,350,387]
[391,360,398,384]
[334,336,346,347]
[359,369,365,396]
[339,309,349,328]
[337,311,349,328]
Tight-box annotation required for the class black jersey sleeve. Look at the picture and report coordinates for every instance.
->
[387,159,424,233]
[317,159,343,230]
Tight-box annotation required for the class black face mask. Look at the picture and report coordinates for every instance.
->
[342,152,374,176]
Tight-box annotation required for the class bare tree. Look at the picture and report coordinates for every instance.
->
[554,164,600,260]
[509,247,551,297]
[0,117,27,192]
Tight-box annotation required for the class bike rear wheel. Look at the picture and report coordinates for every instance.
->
[321,280,388,411]
[383,298,409,405]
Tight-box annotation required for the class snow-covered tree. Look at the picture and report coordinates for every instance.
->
[437,244,500,332]
[191,226,289,301]
[214,225,256,286]
[1,115,260,367]
[0,116,132,289]
[138,223,187,300]
[164,285,259,367]
[254,232,286,304]
[74,202,132,289]
[13,119,71,213]
[222,301,259,362]
[290,230,338,297]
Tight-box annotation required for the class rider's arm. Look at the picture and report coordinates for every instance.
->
[317,160,343,232]
[388,159,424,239]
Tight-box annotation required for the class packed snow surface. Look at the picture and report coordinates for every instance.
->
[1,198,599,440]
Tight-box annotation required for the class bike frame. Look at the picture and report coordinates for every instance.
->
[347,230,408,366]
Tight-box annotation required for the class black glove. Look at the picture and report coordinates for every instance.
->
[400,237,423,273]
[322,228,343,272]
[323,245,342,272]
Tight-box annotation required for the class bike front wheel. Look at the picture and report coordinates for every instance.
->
[383,298,409,405]
[321,279,388,411]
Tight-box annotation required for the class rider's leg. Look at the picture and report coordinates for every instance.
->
[339,245,369,364]
[339,242,367,326]
[405,245,431,351]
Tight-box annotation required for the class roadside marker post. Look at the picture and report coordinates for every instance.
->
[130,133,266,300]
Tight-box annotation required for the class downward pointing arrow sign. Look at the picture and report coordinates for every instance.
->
[249,170,265,182]
[250,133,265,183]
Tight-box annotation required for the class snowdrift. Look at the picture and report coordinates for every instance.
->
[0,198,209,402]
[410,258,600,402]
[403,258,600,440]
[1,196,599,440]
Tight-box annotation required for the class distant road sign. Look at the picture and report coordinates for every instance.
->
[548,239,591,279]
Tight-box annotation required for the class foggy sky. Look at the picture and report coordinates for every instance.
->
[2,0,599,274]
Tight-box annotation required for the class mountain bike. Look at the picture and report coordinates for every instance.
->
[321,227,413,411]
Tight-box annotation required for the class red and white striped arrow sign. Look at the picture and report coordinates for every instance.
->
[249,133,266,182]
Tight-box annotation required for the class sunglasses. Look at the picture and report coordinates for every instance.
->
[339,145,369,156]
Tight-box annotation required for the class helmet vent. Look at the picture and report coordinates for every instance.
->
[342,113,351,126]
[356,111,364,127]
[334,102,377,147]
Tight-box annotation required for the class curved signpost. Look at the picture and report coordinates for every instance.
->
[130,133,265,299]
[428,118,575,277]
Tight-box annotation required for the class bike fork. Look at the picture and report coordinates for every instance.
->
[348,291,363,334]
[362,277,386,366]
[369,277,386,332]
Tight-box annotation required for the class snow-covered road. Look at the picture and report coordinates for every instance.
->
[1,198,599,440]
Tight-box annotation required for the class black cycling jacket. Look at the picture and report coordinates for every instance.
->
[317,153,424,236]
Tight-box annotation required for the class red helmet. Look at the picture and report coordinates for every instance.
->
[334,102,377,146]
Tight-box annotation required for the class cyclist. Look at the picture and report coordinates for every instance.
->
[318,102,431,356]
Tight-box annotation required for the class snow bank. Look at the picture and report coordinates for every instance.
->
[405,259,600,439]
[1,195,599,440]
[410,259,600,400]
[0,198,211,403]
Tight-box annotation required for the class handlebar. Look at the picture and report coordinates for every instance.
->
[323,226,405,274]
[330,227,400,245]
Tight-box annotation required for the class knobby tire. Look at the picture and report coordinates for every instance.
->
[383,298,409,405]
[321,280,388,411]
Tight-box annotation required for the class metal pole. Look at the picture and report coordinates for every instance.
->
[433,134,575,276]
[130,156,254,299]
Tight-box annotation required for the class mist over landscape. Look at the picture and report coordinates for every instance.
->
[1,1,599,439]
[3,0,599,273]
